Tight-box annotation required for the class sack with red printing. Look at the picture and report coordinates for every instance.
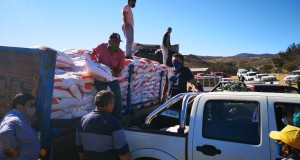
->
[53,88,73,98]
[54,74,81,89]
[84,52,114,82]
[51,107,73,119]
[52,97,81,110]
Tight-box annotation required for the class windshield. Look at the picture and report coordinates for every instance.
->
[257,74,268,79]
[248,73,256,76]
[292,71,300,75]
[263,77,277,82]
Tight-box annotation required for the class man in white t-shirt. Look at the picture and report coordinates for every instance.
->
[122,0,136,59]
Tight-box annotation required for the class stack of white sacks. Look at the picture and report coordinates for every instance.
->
[49,48,169,119]
[51,49,98,119]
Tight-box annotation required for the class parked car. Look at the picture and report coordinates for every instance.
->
[237,69,248,78]
[244,81,265,85]
[194,73,205,79]
[246,84,299,94]
[123,92,300,160]
[284,70,300,84]
[205,74,217,77]
[212,81,296,93]
[221,77,233,82]
[260,76,279,84]
[214,72,231,78]
[255,73,269,81]
[244,71,257,81]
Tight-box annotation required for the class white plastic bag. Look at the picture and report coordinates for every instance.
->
[84,52,114,82]
[52,97,81,110]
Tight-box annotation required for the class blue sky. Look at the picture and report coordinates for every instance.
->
[0,0,299,57]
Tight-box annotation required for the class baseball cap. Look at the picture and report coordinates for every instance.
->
[269,125,300,150]
[109,33,122,42]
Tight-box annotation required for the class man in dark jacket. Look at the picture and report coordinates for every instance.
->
[161,27,172,66]
[76,90,131,160]
[162,53,196,100]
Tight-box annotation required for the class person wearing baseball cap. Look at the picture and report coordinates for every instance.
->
[91,32,125,120]
[109,32,123,42]
[269,125,300,159]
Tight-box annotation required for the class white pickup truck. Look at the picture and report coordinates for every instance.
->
[243,71,257,81]
[123,92,300,160]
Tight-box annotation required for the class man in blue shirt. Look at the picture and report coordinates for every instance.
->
[0,76,40,160]
[0,99,40,159]
[76,90,131,160]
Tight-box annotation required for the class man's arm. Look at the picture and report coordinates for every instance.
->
[122,10,128,31]
[186,67,196,86]
[113,53,126,77]
[91,44,104,62]
[189,78,197,86]
[78,153,84,160]
[4,148,19,159]
[119,152,131,160]
[162,33,168,47]
[112,121,131,160]
[0,122,19,159]
[161,76,169,101]
[31,76,39,98]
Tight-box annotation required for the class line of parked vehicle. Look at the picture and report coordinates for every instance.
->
[194,72,231,79]
[237,69,280,84]
[193,69,300,94]
[283,70,300,84]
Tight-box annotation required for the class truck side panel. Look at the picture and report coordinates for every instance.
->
[0,46,56,147]
[126,130,186,160]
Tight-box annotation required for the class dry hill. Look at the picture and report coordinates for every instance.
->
[184,54,274,71]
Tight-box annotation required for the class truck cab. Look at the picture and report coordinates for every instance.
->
[123,92,300,160]
[244,71,257,81]
[255,73,269,81]
[261,76,279,84]
[237,69,248,78]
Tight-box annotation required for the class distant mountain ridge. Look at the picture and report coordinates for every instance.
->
[233,53,275,57]
[184,53,275,71]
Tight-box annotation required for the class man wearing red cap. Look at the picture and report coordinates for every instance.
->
[91,33,125,120]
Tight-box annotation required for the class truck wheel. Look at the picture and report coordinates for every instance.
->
[136,158,159,160]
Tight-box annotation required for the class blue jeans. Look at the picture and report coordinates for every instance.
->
[94,80,122,120]
[122,24,134,56]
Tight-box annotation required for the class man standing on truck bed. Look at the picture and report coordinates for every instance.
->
[92,33,125,120]
[161,27,172,66]
[0,76,40,160]
[76,90,131,160]
[122,0,136,59]
[162,53,196,100]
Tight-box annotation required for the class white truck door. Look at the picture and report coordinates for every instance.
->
[267,96,300,160]
[190,94,270,160]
